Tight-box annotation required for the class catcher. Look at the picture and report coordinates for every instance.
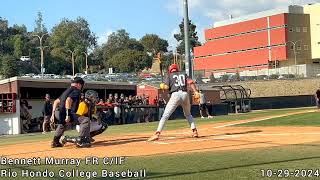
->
[60,90,108,147]
[148,64,200,141]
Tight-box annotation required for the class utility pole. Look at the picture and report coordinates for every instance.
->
[33,33,48,78]
[82,52,88,74]
[183,0,193,79]
[68,50,76,76]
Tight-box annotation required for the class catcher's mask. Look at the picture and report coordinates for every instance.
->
[168,64,179,73]
[85,90,99,104]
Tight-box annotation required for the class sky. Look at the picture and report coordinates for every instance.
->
[1,0,320,48]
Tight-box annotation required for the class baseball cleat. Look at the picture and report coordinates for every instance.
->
[147,132,160,142]
[192,129,199,138]
[76,142,91,148]
[76,137,91,148]
[51,141,63,148]
[208,115,213,118]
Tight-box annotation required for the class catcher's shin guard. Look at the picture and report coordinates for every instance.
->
[60,135,77,145]
[90,123,108,138]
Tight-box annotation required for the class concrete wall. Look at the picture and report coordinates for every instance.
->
[218,78,320,98]
[0,100,21,135]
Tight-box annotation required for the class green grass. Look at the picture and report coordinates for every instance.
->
[237,111,320,127]
[0,107,315,146]
[1,142,320,179]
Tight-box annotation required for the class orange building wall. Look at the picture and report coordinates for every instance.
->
[194,13,288,72]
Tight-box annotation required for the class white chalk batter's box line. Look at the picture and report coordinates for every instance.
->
[152,132,320,145]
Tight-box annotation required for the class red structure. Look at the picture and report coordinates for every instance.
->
[194,13,290,76]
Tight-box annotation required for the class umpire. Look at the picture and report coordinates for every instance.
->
[50,77,85,148]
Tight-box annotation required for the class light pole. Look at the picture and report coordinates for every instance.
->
[286,40,302,76]
[68,50,76,76]
[82,52,88,74]
[33,33,48,78]
[183,0,193,79]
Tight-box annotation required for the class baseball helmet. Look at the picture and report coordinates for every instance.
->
[85,90,99,103]
[168,64,179,73]
[71,77,85,85]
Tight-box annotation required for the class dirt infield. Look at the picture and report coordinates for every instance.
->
[1,110,319,159]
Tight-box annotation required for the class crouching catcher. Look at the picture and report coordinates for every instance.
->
[61,90,109,147]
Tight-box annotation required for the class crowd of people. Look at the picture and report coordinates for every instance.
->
[94,93,167,125]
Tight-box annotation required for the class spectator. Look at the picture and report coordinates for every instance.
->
[42,94,53,134]
[20,100,32,134]
[158,95,166,121]
[97,99,104,106]
[316,89,320,110]
[143,96,150,122]
[134,96,143,123]
[122,96,130,124]
[108,93,114,103]
[153,96,158,105]
[114,94,121,124]
[127,95,134,123]
[199,90,213,119]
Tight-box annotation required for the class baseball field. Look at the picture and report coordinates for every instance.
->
[1,107,320,179]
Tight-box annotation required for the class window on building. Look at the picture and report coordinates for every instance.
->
[297,45,301,50]
[304,45,309,50]
[303,27,308,32]
[318,42,320,45]
[289,27,294,32]
[296,27,300,32]
[290,45,294,50]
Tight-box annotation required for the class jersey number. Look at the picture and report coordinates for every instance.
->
[173,74,186,87]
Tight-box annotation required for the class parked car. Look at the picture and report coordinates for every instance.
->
[20,56,30,61]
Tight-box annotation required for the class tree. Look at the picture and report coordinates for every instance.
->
[12,35,23,58]
[0,18,11,55]
[107,49,151,73]
[140,34,168,55]
[34,11,48,34]
[1,55,18,78]
[98,29,147,71]
[174,19,201,54]
[102,29,130,61]
[49,17,97,74]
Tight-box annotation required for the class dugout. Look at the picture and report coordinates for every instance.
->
[211,85,252,113]
[0,77,136,135]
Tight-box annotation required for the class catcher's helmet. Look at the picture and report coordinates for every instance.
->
[85,90,99,103]
[168,64,179,73]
